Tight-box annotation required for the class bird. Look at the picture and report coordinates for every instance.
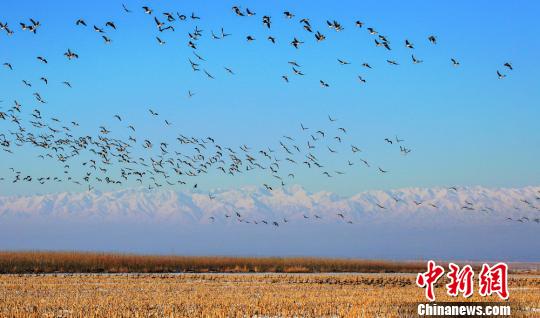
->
[303,24,313,33]
[283,11,295,19]
[142,6,153,14]
[93,25,105,33]
[291,37,304,49]
[0,3,516,229]
[405,39,414,49]
[315,31,326,42]
[412,55,423,64]
[64,49,79,60]
[262,16,271,29]
[231,6,244,16]
[327,20,344,31]
[292,67,304,76]
[288,61,301,67]
[193,52,206,61]
[300,18,310,26]
[154,17,164,29]
[204,70,215,79]
[105,21,116,29]
[451,58,460,67]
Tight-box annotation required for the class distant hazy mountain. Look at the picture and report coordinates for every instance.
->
[1,186,539,260]
[1,185,539,225]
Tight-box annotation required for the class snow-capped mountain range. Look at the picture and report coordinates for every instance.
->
[1,185,539,224]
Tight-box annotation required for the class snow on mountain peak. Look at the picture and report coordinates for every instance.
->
[0,185,539,225]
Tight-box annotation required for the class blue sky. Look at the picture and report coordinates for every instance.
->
[1,0,540,196]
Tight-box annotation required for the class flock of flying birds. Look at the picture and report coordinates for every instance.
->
[0,4,537,226]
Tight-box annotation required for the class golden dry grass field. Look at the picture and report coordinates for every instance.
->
[0,251,430,274]
[0,273,539,317]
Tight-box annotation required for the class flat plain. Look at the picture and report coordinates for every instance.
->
[0,273,539,317]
